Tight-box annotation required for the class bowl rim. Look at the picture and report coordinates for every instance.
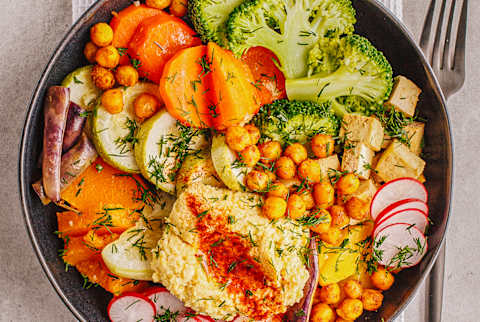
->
[18,1,453,321]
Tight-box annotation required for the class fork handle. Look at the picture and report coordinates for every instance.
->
[426,242,446,322]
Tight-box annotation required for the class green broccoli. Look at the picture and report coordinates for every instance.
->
[286,34,393,118]
[188,0,245,46]
[252,99,340,145]
[226,0,356,79]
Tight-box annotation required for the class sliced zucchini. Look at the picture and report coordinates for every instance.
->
[101,191,176,281]
[91,82,161,173]
[61,65,101,110]
[135,110,208,194]
[211,134,250,191]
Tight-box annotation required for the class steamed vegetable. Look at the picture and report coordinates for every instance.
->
[33,133,98,205]
[127,13,201,83]
[286,35,393,117]
[227,0,356,79]
[63,102,87,151]
[61,65,101,110]
[252,99,339,145]
[42,86,71,202]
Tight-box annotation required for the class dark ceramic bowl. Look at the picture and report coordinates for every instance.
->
[19,0,453,321]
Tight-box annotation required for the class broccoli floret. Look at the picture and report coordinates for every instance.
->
[188,0,245,45]
[286,34,393,118]
[253,99,340,145]
[226,0,356,79]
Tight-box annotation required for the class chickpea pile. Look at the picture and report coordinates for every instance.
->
[311,267,395,321]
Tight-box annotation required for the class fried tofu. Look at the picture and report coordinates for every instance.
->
[385,76,422,117]
[316,154,340,180]
[339,114,384,151]
[341,142,375,179]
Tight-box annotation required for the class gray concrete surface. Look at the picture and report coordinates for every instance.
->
[0,0,477,321]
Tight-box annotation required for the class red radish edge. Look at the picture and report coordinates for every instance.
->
[374,198,429,223]
[371,178,428,220]
[374,223,428,269]
[108,292,156,322]
[142,286,187,316]
[374,208,429,236]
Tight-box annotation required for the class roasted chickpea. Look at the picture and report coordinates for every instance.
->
[90,22,113,47]
[311,303,336,322]
[313,181,335,208]
[239,145,261,167]
[319,227,347,246]
[343,280,363,299]
[310,208,332,234]
[298,159,322,183]
[336,299,363,321]
[259,141,282,163]
[311,134,335,158]
[329,205,350,228]
[91,65,115,90]
[170,0,188,17]
[275,156,296,180]
[300,191,315,210]
[362,289,383,311]
[267,181,289,200]
[101,88,124,114]
[95,45,120,68]
[336,173,360,195]
[345,197,369,220]
[262,197,287,220]
[146,0,172,9]
[225,126,251,152]
[371,267,395,291]
[320,283,341,304]
[115,65,139,87]
[134,93,159,120]
[246,170,269,192]
[264,170,276,182]
[284,143,308,165]
[287,194,307,220]
[312,286,322,305]
[335,318,352,322]
[244,124,261,145]
[84,41,98,63]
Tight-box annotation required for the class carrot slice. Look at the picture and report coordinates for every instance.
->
[127,13,201,83]
[207,42,260,130]
[76,256,147,295]
[62,232,120,266]
[160,45,214,128]
[60,158,146,213]
[242,47,286,105]
[110,4,165,48]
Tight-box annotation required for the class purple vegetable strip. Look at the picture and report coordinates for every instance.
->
[285,233,319,321]
[62,102,86,152]
[33,133,97,205]
[42,86,70,202]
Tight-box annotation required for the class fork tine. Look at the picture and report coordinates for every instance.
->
[452,0,468,73]
[420,0,438,64]
[441,0,456,70]
[431,0,448,69]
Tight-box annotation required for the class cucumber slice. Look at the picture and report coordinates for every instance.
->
[102,191,176,281]
[91,82,161,173]
[61,65,101,110]
[211,134,250,191]
[135,110,208,194]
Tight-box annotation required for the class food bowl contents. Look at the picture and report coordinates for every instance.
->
[32,0,433,321]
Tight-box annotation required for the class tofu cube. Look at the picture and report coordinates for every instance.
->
[352,179,379,202]
[375,140,426,182]
[339,114,384,151]
[316,154,340,180]
[385,76,422,117]
[404,122,425,155]
[381,134,392,149]
[341,142,375,179]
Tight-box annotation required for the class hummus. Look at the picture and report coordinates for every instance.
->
[151,183,310,321]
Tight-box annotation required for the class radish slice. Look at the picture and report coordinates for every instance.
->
[177,315,201,322]
[371,178,427,220]
[143,287,187,316]
[108,292,156,322]
[195,315,216,321]
[374,198,428,223]
[374,223,428,269]
[374,209,428,237]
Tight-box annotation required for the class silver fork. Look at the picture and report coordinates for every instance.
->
[419,0,468,321]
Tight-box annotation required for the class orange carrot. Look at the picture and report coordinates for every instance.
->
[242,47,287,105]
[110,4,166,48]
[62,236,99,266]
[127,13,201,83]
[207,42,260,130]
[160,45,215,128]
[60,158,147,214]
